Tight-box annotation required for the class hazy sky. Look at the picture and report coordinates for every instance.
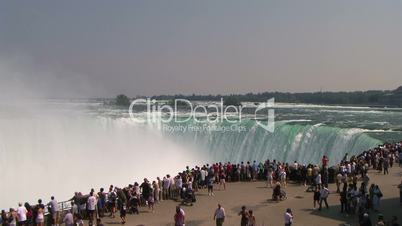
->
[0,0,401,98]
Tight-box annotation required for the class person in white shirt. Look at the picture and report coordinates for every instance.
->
[266,169,273,188]
[213,204,226,226]
[16,203,27,226]
[280,170,287,188]
[169,175,175,199]
[336,172,343,193]
[315,173,322,187]
[176,176,183,198]
[163,176,171,200]
[201,168,207,187]
[87,192,97,225]
[347,163,352,174]
[284,208,293,226]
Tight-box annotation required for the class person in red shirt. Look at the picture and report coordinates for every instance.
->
[226,163,233,182]
[214,164,220,182]
[322,155,329,168]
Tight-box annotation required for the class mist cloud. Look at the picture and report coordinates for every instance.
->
[0,54,105,100]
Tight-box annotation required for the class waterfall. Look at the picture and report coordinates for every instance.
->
[164,119,382,165]
[0,103,383,209]
[0,112,201,209]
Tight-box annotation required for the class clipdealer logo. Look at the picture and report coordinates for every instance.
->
[254,98,275,132]
[128,98,275,132]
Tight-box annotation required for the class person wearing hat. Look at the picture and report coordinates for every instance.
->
[284,208,293,226]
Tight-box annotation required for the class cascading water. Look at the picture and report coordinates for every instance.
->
[0,104,202,209]
[163,119,382,166]
[1,100,399,209]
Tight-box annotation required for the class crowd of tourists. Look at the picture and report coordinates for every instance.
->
[1,141,401,226]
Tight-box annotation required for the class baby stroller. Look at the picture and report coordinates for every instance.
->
[279,189,287,200]
[181,187,196,206]
[128,196,139,214]
[272,185,287,201]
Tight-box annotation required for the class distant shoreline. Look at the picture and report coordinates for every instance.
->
[7,86,402,108]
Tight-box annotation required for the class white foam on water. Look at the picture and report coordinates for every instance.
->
[0,100,389,209]
[0,104,204,209]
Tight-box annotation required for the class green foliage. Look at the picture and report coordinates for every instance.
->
[167,99,190,106]
[151,86,402,107]
[115,94,130,106]
[223,96,242,106]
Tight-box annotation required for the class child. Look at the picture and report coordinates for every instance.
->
[208,177,214,196]
[313,186,321,210]
[248,210,256,226]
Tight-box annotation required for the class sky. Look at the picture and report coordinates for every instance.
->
[0,0,401,98]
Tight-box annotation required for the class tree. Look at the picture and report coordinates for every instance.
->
[115,94,130,106]
[394,86,402,94]
[223,96,242,106]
